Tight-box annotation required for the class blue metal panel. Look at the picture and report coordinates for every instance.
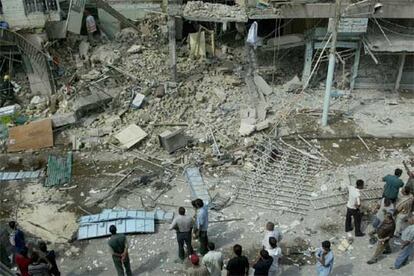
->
[184,167,210,204]
[77,209,156,240]
[0,170,43,181]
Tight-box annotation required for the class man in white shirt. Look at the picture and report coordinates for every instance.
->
[201,242,223,276]
[262,222,283,250]
[169,207,194,263]
[345,179,365,238]
[267,237,282,276]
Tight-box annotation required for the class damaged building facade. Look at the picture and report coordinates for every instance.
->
[0,0,414,275]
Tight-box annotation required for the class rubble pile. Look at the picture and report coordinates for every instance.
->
[183,1,248,21]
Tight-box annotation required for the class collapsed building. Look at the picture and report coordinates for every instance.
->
[0,0,413,275]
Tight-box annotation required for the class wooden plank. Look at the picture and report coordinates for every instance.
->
[7,119,53,152]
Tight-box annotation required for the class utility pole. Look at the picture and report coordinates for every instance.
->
[167,0,177,82]
[321,0,342,126]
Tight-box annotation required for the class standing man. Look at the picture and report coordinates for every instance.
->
[9,221,26,255]
[267,237,282,276]
[15,247,31,276]
[202,242,223,276]
[226,244,249,276]
[169,207,193,263]
[28,252,50,276]
[85,10,99,44]
[367,213,395,264]
[108,225,132,276]
[392,216,414,269]
[186,254,209,276]
[394,186,414,237]
[345,179,365,238]
[193,198,209,255]
[0,75,19,107]
[382,168,404,203]
[403,160,414,195]
[38,241,60,276]
[315,241,334,276]
[262,222,283,250]
[252,249,273,276]
[371,198,394,232]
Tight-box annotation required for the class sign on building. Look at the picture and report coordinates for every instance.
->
[328,18,368,33]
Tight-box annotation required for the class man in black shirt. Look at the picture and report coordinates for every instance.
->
[252,249,273,276]
[226,244,249,276]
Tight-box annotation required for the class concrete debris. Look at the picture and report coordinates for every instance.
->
[282,75,302,92]
[79,40,90,59]
[90,44,121,65]
[115,124,147,149]
[253,74,273,95]
[158,128,188,154]
[183,1,248,22]
[131,93,146,109]
[127,44,145,54]
[51,112,77,128]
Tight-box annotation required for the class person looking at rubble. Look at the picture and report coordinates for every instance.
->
[405,171,414,196]
[267,237,282,276]
[193,198,209,255]
[108,225,132,276]
[15,246,31,276]
[315,240,334,276]
[38,241,60,276]
[262,222,282,250]
[367,213,395,264]
[201,242,223,276]
[169,206,194,263]
[186,254,209,276]
[345,179,365,238]
[371,197,394,232]
[85,10,100,44]
[392,216,414,269]
[0,75,20,107]
[394,186,414,237]
[9,221,26,255]
[252,249,273,276]
[382,168,404,203]
[226,244,249,276]
[28,251,50,276]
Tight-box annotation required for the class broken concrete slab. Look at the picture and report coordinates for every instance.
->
[115,124,147,149]
[51,112,77,128]
[158,128,188,153]
[8,119,53,152]
[239,107,257,136]
[282,75,302,92]
[131,93,146,109]
[127,44,145,54]
[256,119,271,131]
[239,120,256,136]
[79,40,90,60]
[254,74,272,96]
[72,90,113,117]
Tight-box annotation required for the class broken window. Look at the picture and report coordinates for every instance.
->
[23,0,58,14]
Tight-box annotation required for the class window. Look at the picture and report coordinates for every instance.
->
[23,0,58,14]
[0,1,3,15]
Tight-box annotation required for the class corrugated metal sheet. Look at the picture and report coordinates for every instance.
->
[184,167,210,204]
[77,209,156,240]
[44,152,72,187]
[0,170,43,181]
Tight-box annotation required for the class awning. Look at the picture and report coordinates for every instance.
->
[363,33,414,52]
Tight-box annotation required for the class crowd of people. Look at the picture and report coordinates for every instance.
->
[346,168,414,271]
[1,167,413,276]
[2,221,60,276]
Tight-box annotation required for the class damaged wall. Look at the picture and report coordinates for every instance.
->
[0,0,61,29]
[97,0,162,38]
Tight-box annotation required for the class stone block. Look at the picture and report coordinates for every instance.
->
[158,128,188,154]
[72,90,113,117]
[51,113,77,128]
